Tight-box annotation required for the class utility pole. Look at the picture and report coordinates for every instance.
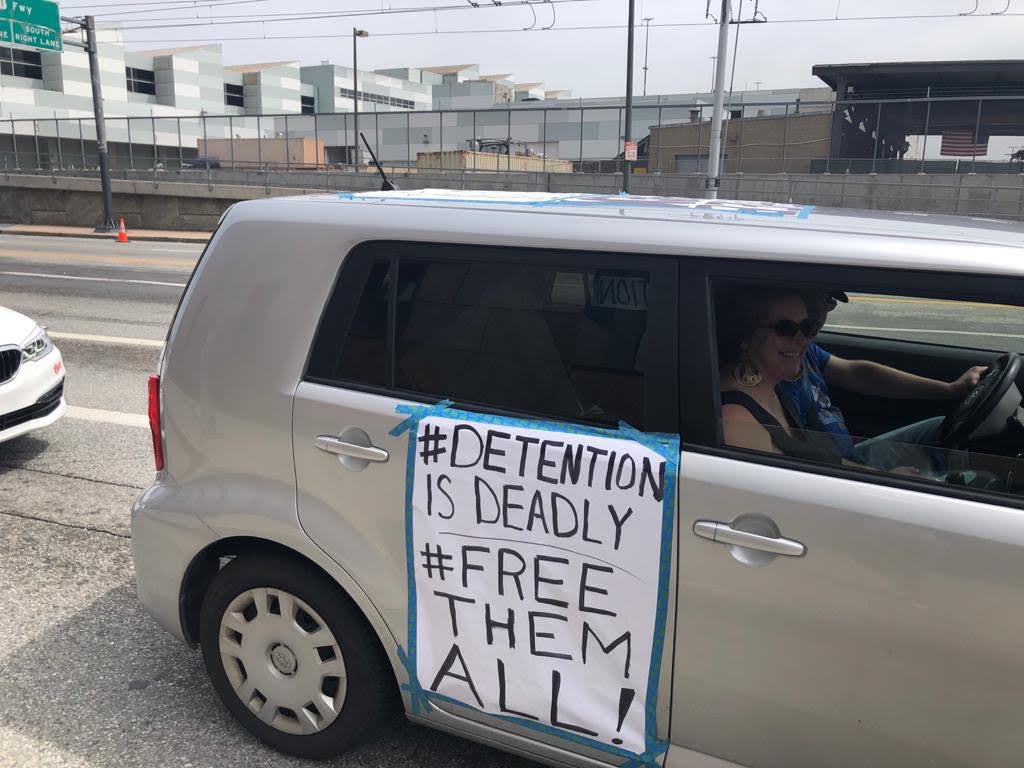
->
[623,0,636,193]
[705,0,731,199]
[61,14,115,231]
[352,28,368,167]
[641,17,653,96]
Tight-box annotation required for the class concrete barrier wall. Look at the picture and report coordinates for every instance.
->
[1,171,1022,230]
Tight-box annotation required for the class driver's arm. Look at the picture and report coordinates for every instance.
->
[823,355,985,399]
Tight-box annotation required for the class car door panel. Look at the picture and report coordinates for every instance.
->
[670,450,1024,768]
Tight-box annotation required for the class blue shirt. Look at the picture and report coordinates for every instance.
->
[776,343,855,458]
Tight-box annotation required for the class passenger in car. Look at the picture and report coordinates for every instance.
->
[778,289,986,471]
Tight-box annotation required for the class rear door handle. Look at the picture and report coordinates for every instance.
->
[693,520,805,557]
[315,435,389,463]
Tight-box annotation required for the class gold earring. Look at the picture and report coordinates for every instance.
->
[734,359,763,387]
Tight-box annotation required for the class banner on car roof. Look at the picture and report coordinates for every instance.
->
[391,403,678,763]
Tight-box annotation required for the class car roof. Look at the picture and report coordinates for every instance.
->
[231,189,1024,277]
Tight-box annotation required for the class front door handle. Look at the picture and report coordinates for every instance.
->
[693,520,805,557]
[315,435,389,463]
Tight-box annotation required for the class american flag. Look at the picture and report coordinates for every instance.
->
[940,129,989,157]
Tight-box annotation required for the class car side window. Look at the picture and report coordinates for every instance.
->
[307,254,392,387]
[711,279,1024,499]
[308,243,677,432]
[395,258,653,426]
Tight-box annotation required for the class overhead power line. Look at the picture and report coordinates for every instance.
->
[91,0,276,18]
[98,0,595,29]
[119,9,1024,44]
[63,0,265,10]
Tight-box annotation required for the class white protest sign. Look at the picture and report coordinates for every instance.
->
[403,410,676,758]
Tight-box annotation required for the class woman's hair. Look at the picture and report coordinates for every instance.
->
[715,283,804,368]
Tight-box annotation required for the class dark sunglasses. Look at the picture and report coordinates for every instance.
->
[760,318,819,338]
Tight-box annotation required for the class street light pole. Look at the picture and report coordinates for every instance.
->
[62,14,116,231]
[352,28,368,167]
[623,0,635,194]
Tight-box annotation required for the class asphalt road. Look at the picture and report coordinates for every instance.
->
[0,235,534,768]
[0,234,1021,767]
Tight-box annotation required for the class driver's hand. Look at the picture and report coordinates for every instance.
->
[949,365,988,397]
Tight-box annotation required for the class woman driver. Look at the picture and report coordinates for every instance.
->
[717,285,844,464]
[717,284,985,472]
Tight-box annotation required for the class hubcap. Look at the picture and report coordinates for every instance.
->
[219,587,347,735]
[270,644,297,676]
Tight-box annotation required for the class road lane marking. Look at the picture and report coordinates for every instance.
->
[829,324,1024,340]
[0,270,186,288]
[49,331,164,348]
[66,405,147,428]
[0,248,195,269]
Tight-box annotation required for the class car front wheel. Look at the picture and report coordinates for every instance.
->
[199,554,391,758]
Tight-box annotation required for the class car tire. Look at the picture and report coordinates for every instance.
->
[199,553,393,759]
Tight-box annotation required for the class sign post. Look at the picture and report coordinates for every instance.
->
[5,2,115,232]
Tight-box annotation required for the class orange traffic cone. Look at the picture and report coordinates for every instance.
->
[116,217,129,243]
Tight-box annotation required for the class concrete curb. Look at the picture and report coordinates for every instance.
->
[0,226,210,244]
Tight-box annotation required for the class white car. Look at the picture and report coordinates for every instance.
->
[0,306,65,444]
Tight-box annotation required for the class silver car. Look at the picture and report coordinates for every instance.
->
[133,190,1024,768]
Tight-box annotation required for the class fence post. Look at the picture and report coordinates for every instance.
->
[406,111,411,172]
[439,109,444,171]
[506,104,512,173]
[780,103,789,173]
[542,108,547,175]
[177,118,182,169]
[127,117,134,170]
[920,87,932,174]
[228,115,234,170]
[825,102,834,174]
[472,110,477,172]
[313,112,319,171]
[697,106,704,173]
[654,106,662,173]
[256,114,262,170]
[33,121,41,170]
[871,102,882,174]
[284,114,290,173]
[11,119,19,169]
[79,118,85,169]
[54,112,63,171]
[578,103,584,169]
[375,111,380,173]
[151,114,158,172]
[737,105,744,174]
[971,99,983,174]
[618,106,624,175]
[202,114,211,190]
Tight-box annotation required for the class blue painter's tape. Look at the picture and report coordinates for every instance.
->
[396,645,430,715]
[398,403,681,764]
[390,399,454,437]
[336,192,356,200]
[797,204,815,219]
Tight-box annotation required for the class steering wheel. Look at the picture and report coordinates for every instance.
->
[941,352,1021,447]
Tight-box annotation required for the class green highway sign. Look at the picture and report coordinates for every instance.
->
[0,0,63,53]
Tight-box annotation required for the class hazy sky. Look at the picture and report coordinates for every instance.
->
[83,0,1024,98]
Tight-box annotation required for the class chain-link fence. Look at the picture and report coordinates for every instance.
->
[2,95,1022,184]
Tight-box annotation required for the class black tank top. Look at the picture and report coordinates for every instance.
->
[721,390,843,466]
